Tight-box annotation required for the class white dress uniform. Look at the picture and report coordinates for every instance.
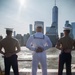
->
[26,32,52,75]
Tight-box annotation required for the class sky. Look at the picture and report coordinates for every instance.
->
[0,0,75,37]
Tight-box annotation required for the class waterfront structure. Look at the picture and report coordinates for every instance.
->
[15,34,24,46]
[29,24,32,35]
[32,31,36,34]
[46,27,50,34]
[23,34,27,46]
[23,33,30,46]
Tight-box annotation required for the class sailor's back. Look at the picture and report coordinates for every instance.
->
[26,26,52,75]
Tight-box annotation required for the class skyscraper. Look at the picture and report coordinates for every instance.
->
[46,0,58,46]
[29,24,32,35]
[47,0,58,35]
[71,22,75,39]
[34,21,44,33]
[46,27,50,34]
[52,0,58,35]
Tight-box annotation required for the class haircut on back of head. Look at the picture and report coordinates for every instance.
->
[36,26,43,32]
[6,30,12,35]
[37,26,42,29]
[64,30,70,34]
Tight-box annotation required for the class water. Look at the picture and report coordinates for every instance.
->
[0,47,75,71]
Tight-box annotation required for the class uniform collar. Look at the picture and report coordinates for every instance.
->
[36,32,43,34]
[63,35,70,38]
[6,36,12,38]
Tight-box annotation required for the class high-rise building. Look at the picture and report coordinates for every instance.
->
[46,27,50,34]
[65,20,69,27]
[52,0,58,35]
[46,0,58,46]
[29,24,32,35]
[71,22,75,39]
[15,34,24,46]
[23,33,30,45]
[34,21,44,33]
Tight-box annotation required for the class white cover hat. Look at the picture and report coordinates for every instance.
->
[5,28,13,32]
[36,25,43,29]
[63,27,71,30]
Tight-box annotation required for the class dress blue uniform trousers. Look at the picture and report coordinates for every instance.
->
[4,54,19,75]
[58,52,72,75]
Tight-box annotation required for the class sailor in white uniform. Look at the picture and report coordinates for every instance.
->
[26,26,52,75]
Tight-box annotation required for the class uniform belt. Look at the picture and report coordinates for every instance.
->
[61,49,71,53]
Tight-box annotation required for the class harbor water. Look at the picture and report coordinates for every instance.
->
[0,47,75,71]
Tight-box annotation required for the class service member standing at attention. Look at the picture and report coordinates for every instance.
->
[56,27,75,75]
[26,26,52,75]
[0,28,21,75]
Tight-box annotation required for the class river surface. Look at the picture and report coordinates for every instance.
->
[0,47,75,71]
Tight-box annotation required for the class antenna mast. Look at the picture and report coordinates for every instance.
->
[55,0,56,6]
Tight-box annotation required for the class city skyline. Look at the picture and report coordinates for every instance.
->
[0,0,75,37]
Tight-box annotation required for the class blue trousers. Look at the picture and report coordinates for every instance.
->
[4,54,19,75]
[58,52,72,75]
